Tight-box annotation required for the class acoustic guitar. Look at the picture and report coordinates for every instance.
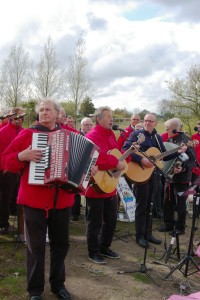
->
[125,140,198,184]
[92,134,145,193]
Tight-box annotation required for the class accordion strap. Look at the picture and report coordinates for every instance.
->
[53,186,59,210]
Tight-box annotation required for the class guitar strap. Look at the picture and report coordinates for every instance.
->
[155,134,162,152]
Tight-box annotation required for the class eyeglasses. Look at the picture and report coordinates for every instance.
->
[132,119,139,121]
[144,120,155,123]
[83,124,93,126]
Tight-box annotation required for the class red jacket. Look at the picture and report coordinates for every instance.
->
[117,125,134,150]
[85,125,120,198]
[1,128,74,210]
[191,132,200,175]
[0,122,24,170]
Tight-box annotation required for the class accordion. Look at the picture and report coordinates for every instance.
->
[162,142,189,179]
[28,129,99,192]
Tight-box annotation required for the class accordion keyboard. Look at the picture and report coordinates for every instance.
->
[28,133,49,185]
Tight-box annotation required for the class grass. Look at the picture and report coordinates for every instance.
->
[0,240,27,299]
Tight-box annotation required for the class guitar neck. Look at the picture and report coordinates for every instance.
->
[156,145,181,160]
[119,146,134,161]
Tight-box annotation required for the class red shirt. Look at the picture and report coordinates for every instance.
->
[85,125,120,198]
[0,122,24,170]
[191,132,200,175]
[117,125,134,150]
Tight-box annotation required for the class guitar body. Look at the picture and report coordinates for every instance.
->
[125,147,163,184]
[93,148,128,193]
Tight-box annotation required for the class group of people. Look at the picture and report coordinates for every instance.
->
[0,100,199,300]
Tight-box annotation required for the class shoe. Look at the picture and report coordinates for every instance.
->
[30,296,41,300]
[136,237,148,248]
[0,226,9,234]
[51,288,71,300]
[100,248,120,259]
[158,224,173,232]
[169,229,185,236]
[70,216,79,222]
[148,235,162,245]
[88,254,106,264]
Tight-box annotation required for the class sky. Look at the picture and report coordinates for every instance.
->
[0,0,200,113]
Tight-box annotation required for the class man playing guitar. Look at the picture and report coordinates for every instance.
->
[122,114,187,248]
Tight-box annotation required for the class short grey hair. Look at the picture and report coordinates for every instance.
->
[81,117,93,125]
[93,106,112,124]
[165,118,182,130]
[35,98,61,115]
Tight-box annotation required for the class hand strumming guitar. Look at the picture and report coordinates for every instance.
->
[140,157,154,168]
[178,143,187,154]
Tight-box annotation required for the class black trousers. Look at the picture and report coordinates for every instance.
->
[71,193,81,217]
[24,206,70,297]
[86,195,118,256]
[163,182,189,231]
[0,171,19,227]
[134,172,161,240]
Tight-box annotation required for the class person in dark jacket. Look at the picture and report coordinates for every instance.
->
[122,114,187,248]
[158,118,196,235]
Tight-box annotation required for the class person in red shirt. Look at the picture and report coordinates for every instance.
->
[117,114,140,150]
[1,99,97,300]
[85,106,126,264]
[0,108,11,129]
[0,107,25,234]
[191,121,200,181]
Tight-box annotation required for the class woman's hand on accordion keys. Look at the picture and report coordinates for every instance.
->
[18,145,43,162]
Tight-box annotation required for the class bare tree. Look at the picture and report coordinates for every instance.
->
[0,43,31,107]
[34,37,64,98]
[66,35,93,125]
[166,65,200,120]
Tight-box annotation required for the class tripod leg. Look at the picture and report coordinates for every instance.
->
[164,257,188,280]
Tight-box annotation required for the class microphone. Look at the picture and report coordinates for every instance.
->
[0,112,17,120]
[112,125,128,132]
[172,129,184,134]
[194,126,200,132]
[14,113,27,120]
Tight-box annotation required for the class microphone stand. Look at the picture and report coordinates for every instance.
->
[117,146,166,285]
[164,189,200,279]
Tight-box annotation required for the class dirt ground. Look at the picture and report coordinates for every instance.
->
[1,200,200,299]
[39,202,200,300]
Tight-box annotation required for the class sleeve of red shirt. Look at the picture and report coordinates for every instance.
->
[1,129,31,173]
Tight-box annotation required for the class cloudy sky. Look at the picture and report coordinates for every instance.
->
[0,0,200,113]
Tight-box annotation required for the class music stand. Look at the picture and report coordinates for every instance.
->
[164,180,200,279]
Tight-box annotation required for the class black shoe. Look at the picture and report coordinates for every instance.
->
[0,226,9,234]
[169,229,185,236]
[136,237,148,248]
[30,296,41,300]
[158,224,173,232]
[51,288,71,300]
[100,248,120,259]
[88,254,106,264]
[148,235,162,245]
[70,216,79,222]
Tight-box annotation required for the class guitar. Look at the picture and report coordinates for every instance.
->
[125,140,199,184]
[92,134,145,193]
